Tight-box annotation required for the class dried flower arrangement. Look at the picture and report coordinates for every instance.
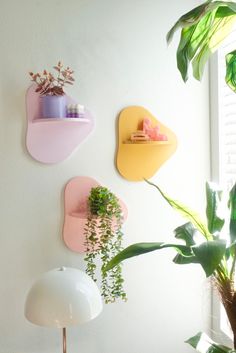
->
[29,61,75,96]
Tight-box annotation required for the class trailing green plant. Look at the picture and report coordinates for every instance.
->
[106,180,236,352]
[167,0,236,92]
[84,186,127,304]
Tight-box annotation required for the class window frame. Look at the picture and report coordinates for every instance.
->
[209,45,236,346]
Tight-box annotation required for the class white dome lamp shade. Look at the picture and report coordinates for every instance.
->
[25,267,103,353]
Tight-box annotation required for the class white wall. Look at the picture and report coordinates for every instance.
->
[0,0,210,352]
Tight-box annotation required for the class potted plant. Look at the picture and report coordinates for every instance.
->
[84,186,127,304]
[29,61,75,118]
[106,180,236,352]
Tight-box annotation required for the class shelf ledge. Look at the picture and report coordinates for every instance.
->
[33,117,90,123]
[123,141,170,145]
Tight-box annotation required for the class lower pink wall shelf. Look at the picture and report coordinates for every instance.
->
[26,85,95,164]
[63,176,128,253]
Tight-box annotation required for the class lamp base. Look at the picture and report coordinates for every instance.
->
[63,328,67,353]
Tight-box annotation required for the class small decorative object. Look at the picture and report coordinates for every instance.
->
[29,61,75,118]
[143,118,168,141]
[106,180,236,353]
[84,186,127,304]
[130,130,150,142]
[25,267,102,353]
[66,104,85,118]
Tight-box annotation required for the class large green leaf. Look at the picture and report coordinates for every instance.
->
[167,1,216,44]
[145,179,212,240]
[177,10,217,81]
[186,332,235,353]
[173,253,199,265]
[229,183,236,243]
[206,182,225,234]
[105,239,226,276]
[174,222,196,246]
[192,239,226,277]
[167,1,236,81]
[173,221,198,264]
[225,241,236,260]
[192,10,236,81]
[105,242,192,271]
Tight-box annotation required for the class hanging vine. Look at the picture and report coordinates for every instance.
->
[84,186,127,303]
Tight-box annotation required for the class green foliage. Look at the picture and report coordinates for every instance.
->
[84,186,127,304]
[192,239,226,277]
[106,181,228,277]
[145,179,212,240]
[167,1,236,83]
[206,182,225,234]
[226,50,236,93]
[186,332,235,353]
[230,184,236,243]
[105,180,236,349]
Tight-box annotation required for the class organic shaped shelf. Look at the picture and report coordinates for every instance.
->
[26,85,95,164]
[33,117,90,123]
[116,106,177,181]
[123,141,170,145]
[63,176,128,253]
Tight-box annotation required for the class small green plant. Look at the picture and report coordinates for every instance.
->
[84,186,127,304]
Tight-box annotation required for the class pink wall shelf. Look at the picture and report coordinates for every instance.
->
[26,85,95,164]
[63,176,128,253]
[33,117,90,123]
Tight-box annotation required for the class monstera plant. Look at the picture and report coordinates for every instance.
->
[106,180,236,352]
[166,0,236,90]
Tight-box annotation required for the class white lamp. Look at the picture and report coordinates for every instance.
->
[25,267,102,353]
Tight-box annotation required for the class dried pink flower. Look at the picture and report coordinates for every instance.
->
[29,62,75,96]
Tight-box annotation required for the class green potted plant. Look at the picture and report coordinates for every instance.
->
[106,180,236,352]
[84,186,127,304]
[29,61,75,118]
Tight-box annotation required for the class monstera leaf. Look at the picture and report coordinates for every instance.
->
[167,1,236,81]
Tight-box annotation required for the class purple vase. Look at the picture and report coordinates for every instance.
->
[41,95,66,118]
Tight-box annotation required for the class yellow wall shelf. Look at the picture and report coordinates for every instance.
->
[116,106,177,181]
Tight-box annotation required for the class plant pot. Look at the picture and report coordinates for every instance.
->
[41,95,66,118]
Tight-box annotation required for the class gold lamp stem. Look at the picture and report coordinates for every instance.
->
[62,327,67,353]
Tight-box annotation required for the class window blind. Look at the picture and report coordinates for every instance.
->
[215,26,236,189]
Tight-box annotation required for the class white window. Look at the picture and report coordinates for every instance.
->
[210,25,236,345]
[210,26,236,189]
